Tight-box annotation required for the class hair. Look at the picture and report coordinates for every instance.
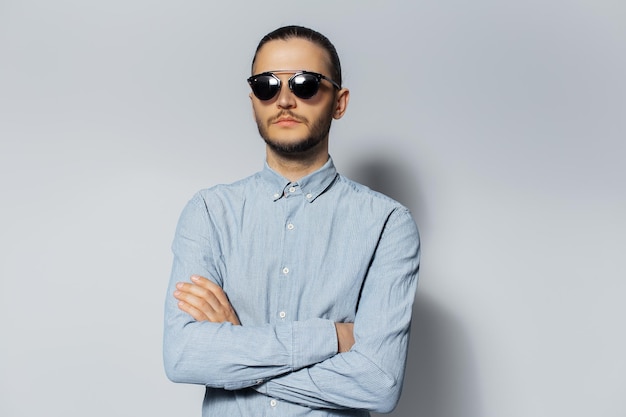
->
[251,25,342,88]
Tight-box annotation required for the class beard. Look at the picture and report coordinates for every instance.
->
[256,103,334,156]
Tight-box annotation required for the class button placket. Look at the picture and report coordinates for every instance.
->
[275,182,301,325]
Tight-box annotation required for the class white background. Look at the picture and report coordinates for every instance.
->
[1,1,624,416]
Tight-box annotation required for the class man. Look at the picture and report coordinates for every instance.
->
[164,25,420,416]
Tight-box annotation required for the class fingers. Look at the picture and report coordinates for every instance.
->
[176,279,222,310]
[174,275,240,325]
[191,275,230,306]
[177,299,209,322]
[175,278,225,308]
[174,282,220,319]
[335,322,355,353]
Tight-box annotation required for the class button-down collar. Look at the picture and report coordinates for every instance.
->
[261,157,338,203]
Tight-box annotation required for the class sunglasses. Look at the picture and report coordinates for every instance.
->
[247,70,341,101]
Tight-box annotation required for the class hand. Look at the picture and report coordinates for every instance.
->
[174,275,241,325]
[335,322,355,353]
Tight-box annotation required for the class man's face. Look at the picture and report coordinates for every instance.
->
[250,38,339,156]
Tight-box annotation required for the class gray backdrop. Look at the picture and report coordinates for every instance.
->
[1,1,624,416]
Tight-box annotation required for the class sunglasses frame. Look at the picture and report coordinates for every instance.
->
[247,70,341,101]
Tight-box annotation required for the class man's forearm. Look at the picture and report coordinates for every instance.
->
[164,271,341,390]
[175,275,355,354]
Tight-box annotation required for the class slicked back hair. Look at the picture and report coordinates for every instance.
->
[251,25,342,88]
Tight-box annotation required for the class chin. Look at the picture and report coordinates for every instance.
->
[264,136,324,155]
[265,128,312,149]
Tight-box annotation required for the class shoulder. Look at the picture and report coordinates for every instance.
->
[329,174,418,235]
[176,173,262,225]
[335,174,410,213]
[333,174,420,247]
[192,172,261,206]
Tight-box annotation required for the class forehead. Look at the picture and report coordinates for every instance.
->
[253,38,332,76]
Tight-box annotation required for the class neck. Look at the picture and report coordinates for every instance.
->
[266,147,329,182]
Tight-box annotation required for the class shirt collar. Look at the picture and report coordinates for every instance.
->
[260,157,338,203]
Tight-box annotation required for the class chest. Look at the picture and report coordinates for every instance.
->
[217,196,384,325]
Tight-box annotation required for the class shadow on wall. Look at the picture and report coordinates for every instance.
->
[344,156,423,213]
[347,155,482,417]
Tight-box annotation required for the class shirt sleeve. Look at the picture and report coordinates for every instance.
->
[163,193,338,390]
[253,208,421,413]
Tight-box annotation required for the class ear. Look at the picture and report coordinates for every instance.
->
[249,92,256,120]
[332,88,350,120]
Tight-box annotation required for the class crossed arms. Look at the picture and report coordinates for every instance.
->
[175,275,356,352]
[163,194,420,413]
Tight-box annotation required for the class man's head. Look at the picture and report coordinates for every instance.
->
[248,26,349,160]
[251,25,342,88]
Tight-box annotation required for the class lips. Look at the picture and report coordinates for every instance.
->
[273,116,300,124]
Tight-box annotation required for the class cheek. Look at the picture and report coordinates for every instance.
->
[251,103,269,123]
[314,98,336,121]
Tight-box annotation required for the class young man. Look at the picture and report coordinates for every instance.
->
[164,25,420,416]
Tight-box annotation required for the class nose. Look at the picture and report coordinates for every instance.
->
[276,78,296,109]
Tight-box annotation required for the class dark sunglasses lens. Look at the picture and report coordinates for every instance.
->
[251,75,280,100]
[291,74,320,99]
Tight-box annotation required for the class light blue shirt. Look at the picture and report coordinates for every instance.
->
[163,157,420,416]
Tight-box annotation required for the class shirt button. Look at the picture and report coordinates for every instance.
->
[306,193,313,199]
[289,186,296,193]
[279,311,286,319]
[270,399,277,407]
[273,193,280,199]
[287,223,295,230]
[282,267,289,275]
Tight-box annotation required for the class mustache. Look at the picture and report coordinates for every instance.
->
[270,111,308,124]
